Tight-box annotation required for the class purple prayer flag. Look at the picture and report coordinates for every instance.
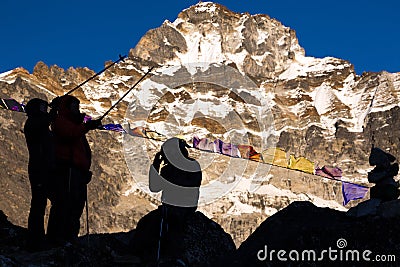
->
[84,115,92,123]
[323,166,342,178]
[315,166,343,178]
[315,167,333,178]
[221,142,241,158]
[342,182,369,205]
[214,139,223,153]
[193,136,200,149]
[2,98,25,112]
[197,138,216,152]
[101,123,126,133]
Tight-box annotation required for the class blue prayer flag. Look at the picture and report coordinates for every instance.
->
[342,182,369,205]
[101,123,126,133]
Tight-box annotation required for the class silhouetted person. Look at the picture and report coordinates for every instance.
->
[150,137,202,212]
[47,95,101,244]
[23,98,54,251]
[368,147,400,201]
[148,137,202,263]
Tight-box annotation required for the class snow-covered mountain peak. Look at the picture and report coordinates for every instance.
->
[193,1,218,13]
[130,2,305,78]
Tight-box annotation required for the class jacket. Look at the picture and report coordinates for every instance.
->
[24,113,54,180]
[52,95,91,171]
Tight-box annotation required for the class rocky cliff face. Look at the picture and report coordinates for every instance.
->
[0,1,399,246]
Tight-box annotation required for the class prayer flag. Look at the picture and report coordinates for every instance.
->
[315,166,342,178]
[1,98,25,112]
[221,141,241,158]
[237,144,259,159]
[262,147,288,167]
[289,155,314,174]
[128,126,147,138]
[342,182,369,205]
[101,123,126,133]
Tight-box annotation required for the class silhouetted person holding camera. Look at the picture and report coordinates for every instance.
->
[150,137,202,214]
[47,95,101,244]
[368,147,400,201]
[23,98,54,251]
[148,137,202,264]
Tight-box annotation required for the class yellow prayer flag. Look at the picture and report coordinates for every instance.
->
[288,154,315,174]
[262,147,288,167]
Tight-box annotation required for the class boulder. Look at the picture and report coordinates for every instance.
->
[130,206,236,267]
[378,199,400,218]
[226,201,400,266]
[346,198,381,217]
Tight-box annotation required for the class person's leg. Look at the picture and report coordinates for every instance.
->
[70,185,86,240]
[67,168,87,241]
[27,177,47,250]
[47,167,69,245]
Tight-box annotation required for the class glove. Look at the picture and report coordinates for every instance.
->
[79,113,87,123]
[85,119,102,130]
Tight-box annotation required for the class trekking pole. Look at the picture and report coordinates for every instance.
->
[86,185,90,246]
[156,205,167,266]
[65,54,127,95]
[156,213,163,266]
[98,66,154,121]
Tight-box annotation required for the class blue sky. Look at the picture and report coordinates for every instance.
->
[1,0,399,75]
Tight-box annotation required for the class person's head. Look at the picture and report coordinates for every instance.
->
[161,137,190,161]
[58,95,79,111]
[25,98,48,117]
[159,137,201,173]
[58,95,82,122]
[178,138,190,158]
[69,98,80,116]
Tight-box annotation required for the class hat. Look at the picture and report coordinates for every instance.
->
[25,98,48,116]
[161,137,199,172]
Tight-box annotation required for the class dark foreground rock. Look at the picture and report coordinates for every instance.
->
[3,200,400,267]
[226,201,400,267]
[0,209,138,266]
[130,206,236,267]
[0,207,235,267]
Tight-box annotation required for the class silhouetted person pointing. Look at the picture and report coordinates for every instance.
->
[47,95,101,244]
[24,98,54,251]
